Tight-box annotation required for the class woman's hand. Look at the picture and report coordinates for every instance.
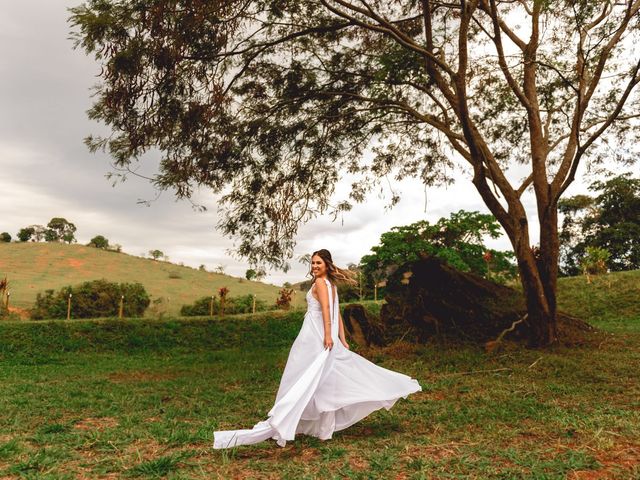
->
[324,335,334,350]
[340,338,350,350]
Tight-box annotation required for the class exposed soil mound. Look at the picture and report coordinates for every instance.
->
[345,257,596,348]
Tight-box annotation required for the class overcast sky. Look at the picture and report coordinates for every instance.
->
[0,1,595,285]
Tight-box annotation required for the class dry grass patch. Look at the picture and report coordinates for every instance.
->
[73,417,119,431]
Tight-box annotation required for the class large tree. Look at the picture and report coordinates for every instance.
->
[70,1,640,346]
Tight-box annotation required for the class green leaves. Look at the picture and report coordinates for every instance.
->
[359,210,516,288]
[559,173,640,275]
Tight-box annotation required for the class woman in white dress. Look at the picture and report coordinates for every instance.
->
[213,249,421,449]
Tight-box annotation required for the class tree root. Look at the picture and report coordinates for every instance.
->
[485,314,528,353]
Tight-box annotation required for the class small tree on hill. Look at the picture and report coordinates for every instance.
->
[0,232,11,243]
[148,249,164,260]
[89,235,109,249]
[254,267,266,281]
[30,225,46,242]
[245,268,257,281]
[17,227,34,242]
[46,218,77,244]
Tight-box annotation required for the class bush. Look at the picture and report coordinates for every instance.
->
[180,294,269,316]
[0,232,11,242]
[89,235,109,249]
[275,288,294,310]
[581,246,610,280]
[31,279,150,320]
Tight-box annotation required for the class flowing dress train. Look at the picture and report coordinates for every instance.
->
[213,278,421,448]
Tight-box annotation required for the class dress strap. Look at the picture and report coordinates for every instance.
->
[324,278,336,324]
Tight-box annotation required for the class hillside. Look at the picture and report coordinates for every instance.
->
[0,242,305,316]
[557,268,640,331]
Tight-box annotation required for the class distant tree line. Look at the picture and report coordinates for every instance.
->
[13,218,77,244]
[0,217,126,253]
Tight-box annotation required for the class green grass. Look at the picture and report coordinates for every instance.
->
[0,242,305,316]
[557,269,640,332]
[0,266,638,477]
[0,333,638,478]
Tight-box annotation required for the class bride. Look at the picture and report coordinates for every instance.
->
[213,249,421,448]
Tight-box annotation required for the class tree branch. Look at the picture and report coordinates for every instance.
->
[320,0,457,77]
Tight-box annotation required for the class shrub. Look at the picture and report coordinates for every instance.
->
[0,232,11,242]
[275,288,294,310]
[31,279,150,320]
[180,294,268,316]
[581,246,610,282]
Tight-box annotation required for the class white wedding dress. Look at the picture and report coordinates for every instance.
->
[213,278,421,449]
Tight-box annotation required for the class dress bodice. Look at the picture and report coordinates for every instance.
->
[306,278,337,322]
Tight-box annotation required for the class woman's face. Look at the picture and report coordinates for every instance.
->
[311,255,327,277]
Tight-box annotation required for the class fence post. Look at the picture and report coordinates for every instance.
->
[210,296,214,317]
[252,294,256,314]
[119,295,124,319]
[67,293,72,320]
[5,291,10,310]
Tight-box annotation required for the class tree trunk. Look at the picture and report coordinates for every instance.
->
[511,217,559,347]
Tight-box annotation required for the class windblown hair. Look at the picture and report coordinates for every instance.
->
[309,249,358,286]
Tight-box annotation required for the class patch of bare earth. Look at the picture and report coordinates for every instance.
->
[347,453,370,471]
[568,441,640,479]
[67,258,85,268]
[401,443,461,463]
[74,417,119,431]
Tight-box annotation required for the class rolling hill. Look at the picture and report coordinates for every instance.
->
[0,242,305,316]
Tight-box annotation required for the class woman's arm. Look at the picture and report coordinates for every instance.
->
[315,278,333,350]
[338,310,350,349]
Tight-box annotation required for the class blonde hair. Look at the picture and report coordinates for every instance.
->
[309,249,357,286]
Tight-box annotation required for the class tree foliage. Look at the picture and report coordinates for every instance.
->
[560,173,640,275]
[148,249,164,260]
[46,217,77,244]
[0,232,10,243]
[360,210,516,290]
[245,269,257,281]
[17,227,34,242]
[89,235,110,249]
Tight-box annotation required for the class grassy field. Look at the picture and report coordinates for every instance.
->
[0,242,305,316]
[0,271,638,478]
